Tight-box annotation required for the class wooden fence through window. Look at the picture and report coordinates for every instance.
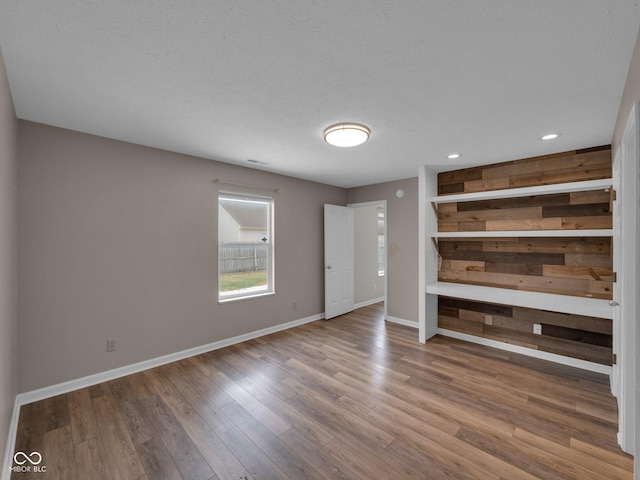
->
[219,243,268,273]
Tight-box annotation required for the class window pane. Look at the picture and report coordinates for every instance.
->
[219,193,273,300]
[378,233,385,275]
[378,210,385,276]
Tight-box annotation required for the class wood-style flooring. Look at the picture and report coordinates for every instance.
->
[11,303,633,479]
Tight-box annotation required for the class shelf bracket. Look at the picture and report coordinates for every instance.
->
[431,237,439,253]
[430,201,439,219]
[431,237,443,271]
[606,187,616,212]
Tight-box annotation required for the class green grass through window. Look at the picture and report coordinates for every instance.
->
[219,270,267,292]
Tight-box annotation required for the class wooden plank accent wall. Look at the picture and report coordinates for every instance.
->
[438,192,612,232]
[438,297,613,365]
[436,146,613,365]
[437,145,612,195]
[438,237,613,299]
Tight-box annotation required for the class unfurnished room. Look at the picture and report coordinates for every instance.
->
[0,2,640,479]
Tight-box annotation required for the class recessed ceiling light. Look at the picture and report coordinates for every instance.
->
[447,153,461,159]
[324,123,370,147]
[541,133,560,140]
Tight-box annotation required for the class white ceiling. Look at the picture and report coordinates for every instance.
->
[0,1,638,188]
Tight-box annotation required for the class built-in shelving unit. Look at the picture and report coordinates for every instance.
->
[425,281,613,319]
[430,178,613,204]
[431,229,613,238]
[418,146,615,372]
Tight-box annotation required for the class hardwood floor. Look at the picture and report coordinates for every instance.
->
[11,303,632,479]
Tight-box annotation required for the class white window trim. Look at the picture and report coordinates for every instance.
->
[218,192,274,302]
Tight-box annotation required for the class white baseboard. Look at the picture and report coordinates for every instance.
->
[2,312,322,476]
[16,313,323,407]
[1,396,21,480]
[437,328,612,376]
[2,312,324,476]
[385,316,418,329]
[353,297,384,310]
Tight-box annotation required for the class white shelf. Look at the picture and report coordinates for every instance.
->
[425,282,613,319]
[431,178,612,204]
[431,229,613,238]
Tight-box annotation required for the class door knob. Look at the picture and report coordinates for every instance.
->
[608,300,619,306]
[325,265,332,270]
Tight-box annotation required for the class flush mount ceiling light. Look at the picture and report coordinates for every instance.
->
[541,133,560,140]
[447,153,461,159]
[323,123,370,147]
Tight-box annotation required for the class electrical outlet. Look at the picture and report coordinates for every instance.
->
[106,339,117,352]
[533,324,542,335]
[292,302,298,311]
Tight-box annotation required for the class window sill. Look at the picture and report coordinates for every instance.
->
[218,291,275,304]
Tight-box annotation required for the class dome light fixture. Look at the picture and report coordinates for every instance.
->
[324,123,370,147]
[447,153,461,159]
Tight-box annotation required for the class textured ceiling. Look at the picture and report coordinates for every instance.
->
[0,1,638,187]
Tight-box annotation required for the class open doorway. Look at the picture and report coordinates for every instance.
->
[349,201,387,317]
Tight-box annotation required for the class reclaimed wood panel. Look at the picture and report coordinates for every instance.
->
[438,237,612,299]
[439,297,613,365]
[466,270,592,297]
[542,265,614,281]
[482,237,610,254]
[508,167,611,189]
[438,191,611,233]
[570,190,611,205]
[456,193,570,211]
[436,147,614,361]
[438,146,611,195]
[512,307,612,335]
[441,206,543,222]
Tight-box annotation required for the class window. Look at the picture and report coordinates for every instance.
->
[218,192,273,301]
[378,211,385,276]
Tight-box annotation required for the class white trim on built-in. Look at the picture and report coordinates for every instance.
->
[430,178,612,204]
[419,165,440,343]
[426,282,613,319]
[386,316,419,329]
[437,328,612,376]
[431,229,613,238]
[611,148,622,400]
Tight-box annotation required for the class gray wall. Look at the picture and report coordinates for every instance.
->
[17,121,346,392]
[0,48,18,464]
[347,178,418,324]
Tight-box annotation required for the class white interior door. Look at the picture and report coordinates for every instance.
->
[324,204,354,319]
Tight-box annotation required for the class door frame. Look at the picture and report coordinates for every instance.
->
[615,101,639,455]
[611,148,621,400]
[347,200,388,320]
